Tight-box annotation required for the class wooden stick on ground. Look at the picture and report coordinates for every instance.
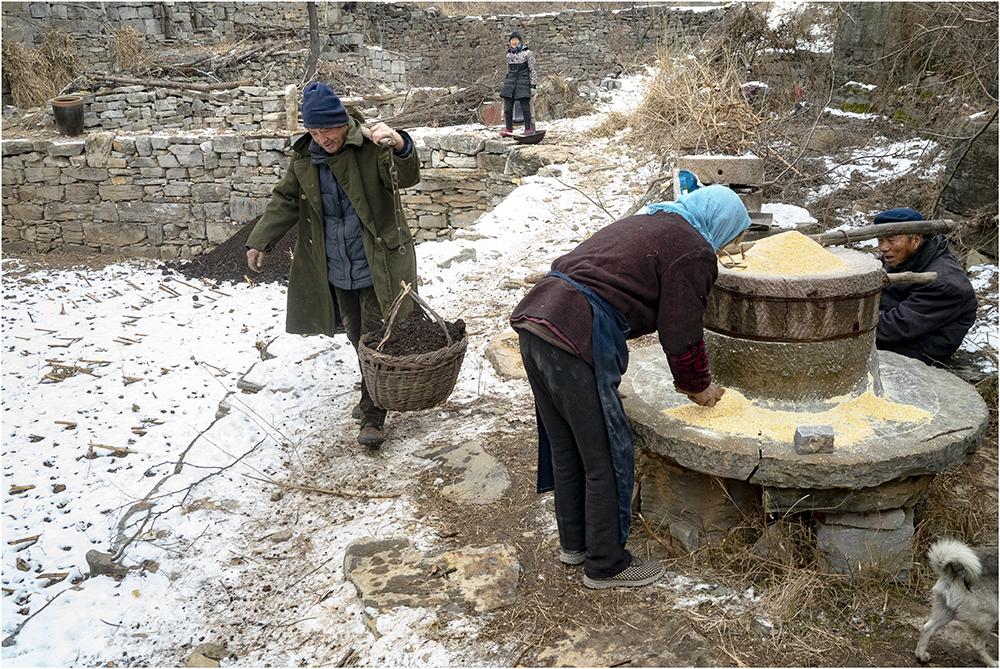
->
[243,474,401,500]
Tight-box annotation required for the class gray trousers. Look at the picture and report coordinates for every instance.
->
[518,330,631,579]
[332,284,386,428]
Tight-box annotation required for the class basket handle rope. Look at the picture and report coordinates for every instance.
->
[375,281,453,353]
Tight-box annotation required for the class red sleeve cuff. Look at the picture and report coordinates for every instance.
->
[667,338,711,394]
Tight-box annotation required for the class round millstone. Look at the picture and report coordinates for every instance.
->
[621,346,988,490]
[706,330,877,402]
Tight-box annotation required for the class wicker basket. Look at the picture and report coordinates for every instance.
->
[358,283,468,412]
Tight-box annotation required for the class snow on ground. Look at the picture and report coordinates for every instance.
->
[1,76,659,667]
[823,106,881,121]
[808,136,942,204]
[3,66,997,666]
[762,202,817,230]
[962,264,1000,371]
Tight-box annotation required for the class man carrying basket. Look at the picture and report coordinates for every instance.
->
[246,82,420,448]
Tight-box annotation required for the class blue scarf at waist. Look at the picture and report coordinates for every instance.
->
[536,270,635,545]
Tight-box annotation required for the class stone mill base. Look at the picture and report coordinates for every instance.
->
[638,450,924,580]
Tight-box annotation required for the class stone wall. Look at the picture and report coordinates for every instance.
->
[1,2,336,48]
[80,85,294,133]
[354,3,728,85]
[1,130,526,257]
[405,133,518,241]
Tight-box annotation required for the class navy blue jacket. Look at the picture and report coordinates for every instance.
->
[877,235,977,363]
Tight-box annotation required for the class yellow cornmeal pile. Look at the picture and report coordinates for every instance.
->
[664,387,930,446]
[737,230,847,276]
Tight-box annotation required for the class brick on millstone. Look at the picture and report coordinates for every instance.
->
[794,425,834,454]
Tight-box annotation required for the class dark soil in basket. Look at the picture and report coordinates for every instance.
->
[172,218,296,285]
[367,311,465,356]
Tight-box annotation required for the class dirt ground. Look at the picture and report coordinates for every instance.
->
[403,373,998,668]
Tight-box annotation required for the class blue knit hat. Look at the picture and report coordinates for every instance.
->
[873,207,924,224]
[301,82,349,129]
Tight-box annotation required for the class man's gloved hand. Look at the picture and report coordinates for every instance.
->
[246,248,267,272]
[677,382,725,408]
[368,122,404,151]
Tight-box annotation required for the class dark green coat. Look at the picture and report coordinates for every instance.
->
[247,118,420,336]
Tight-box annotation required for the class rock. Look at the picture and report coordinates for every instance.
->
[229,195,267,222]
[536,165,563,177]
[535,623,707,667]
[343,538,519,614]
[192,642,228,660]
[815,507,913,578]
[191,183,230,202]
[269,528,293,542]
[504,145,572,177]
[52,483,66,493]
[82,221,147,246]
[98,185,144,201]
[206,221,240,245]
[818,508,906,530]
[438,134,485,156]
[437,247,477,269]
[794,425,834,454]
[48,141,86,157]
[211,135,243,154]
[85,550,130,580]
[415,439,511,505]
[762,476,933,513]
[85,132,115,167]
[215,400,231,420]
[185,651,219,668]
[637,451,758,551]
[237,376,265,393]
[119,201,189,223]
[750,522,794,567]
[484,331,526,380]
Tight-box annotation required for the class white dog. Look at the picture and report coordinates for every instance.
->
[915,538,998,667]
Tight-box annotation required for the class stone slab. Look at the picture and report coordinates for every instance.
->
[816,507,913,577]
[676,154,763,186]
[762,475,932,513]
[621,346,988,489]
[343,538,519,614]
[638,450,759,551]
[484,331,526,380]
[415,439,510,505]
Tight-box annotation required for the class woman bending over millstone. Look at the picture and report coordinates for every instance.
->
[509,185,751,589]
[499,31,538,137]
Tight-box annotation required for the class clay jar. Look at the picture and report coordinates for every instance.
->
[51,95,85,136]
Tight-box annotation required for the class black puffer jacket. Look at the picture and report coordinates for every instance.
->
[877,235,978,363]
[500,45,538,100]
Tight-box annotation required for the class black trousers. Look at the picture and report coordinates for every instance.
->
[331,284,386,428]
[518,330,631,578]
[503,96,533,131]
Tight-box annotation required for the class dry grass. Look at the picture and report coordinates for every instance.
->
[532,74,594,121]
[1,31,78,108]
[112,26,144,72]
[597,43,767,155]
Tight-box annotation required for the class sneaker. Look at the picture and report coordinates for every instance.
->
[559,548,586,566]
[351,403,362,421]
[582,557,665,590]
[499,128,514,138]
[357,423,385,448]
[523,126,536,136]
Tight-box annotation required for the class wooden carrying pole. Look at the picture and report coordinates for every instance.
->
[740,219,958,251]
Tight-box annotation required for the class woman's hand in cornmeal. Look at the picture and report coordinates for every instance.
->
[679,383,726,408]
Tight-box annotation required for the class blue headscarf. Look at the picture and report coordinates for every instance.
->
[644,184,752,251]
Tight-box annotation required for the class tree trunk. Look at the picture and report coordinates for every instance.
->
[303,2,321,83]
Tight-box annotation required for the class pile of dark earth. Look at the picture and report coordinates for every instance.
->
[171,219,295,285]
[366,311,466,355]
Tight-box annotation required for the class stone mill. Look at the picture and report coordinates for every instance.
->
[620,236,989,578]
